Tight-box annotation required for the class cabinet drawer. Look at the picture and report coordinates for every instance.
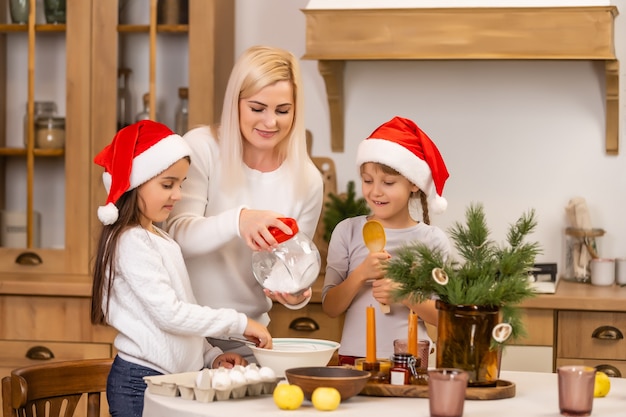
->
[268,303,344,342]
[0,295,117,343]
[0,340,112,378]
[556,358,626,378]
[557,310,626,360]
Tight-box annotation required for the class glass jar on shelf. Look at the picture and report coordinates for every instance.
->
[175,87,188,135]
[117,68,133,130]
[35,116,65,149]
[9,0,29,24]
[135,93,159,122]
[24,101,58,147]
[44,0,66,24]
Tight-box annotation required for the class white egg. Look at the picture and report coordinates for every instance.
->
[211,370,232,389]
[258,366,276,381]
[244,365,262,383]
[196,368,212,389]
[229,368,247,386]
[232,364,246,374]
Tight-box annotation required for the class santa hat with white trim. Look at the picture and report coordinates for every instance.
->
[94,120,191,225]
[356,116,450,214]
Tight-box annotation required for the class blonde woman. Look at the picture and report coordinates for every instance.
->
[166,45,323,361]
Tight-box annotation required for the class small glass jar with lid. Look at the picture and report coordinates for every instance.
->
[24,101,58,147]
[389,353,419,386]
[35,116,65,149]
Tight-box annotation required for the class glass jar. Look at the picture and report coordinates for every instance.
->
[35,117,65,149]
[175,87,189,135]
[24,101,57,147]
[117,68,133,130]
[135,93,159,122]
[9,0,29,24]
[44,0,66,24]
[251,218,321,295]
[390,353,418,386]
[563,227,605,282]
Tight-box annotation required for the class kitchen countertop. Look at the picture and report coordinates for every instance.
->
[3,271,625,310]
[142,370,626,417]
[520,279,626,312]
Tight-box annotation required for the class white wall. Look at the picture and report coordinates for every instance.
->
[235,0,626,274]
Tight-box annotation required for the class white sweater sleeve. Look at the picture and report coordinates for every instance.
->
[165,127,245,258]
[116,229,248,337]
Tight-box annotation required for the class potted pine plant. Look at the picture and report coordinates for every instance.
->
[386,203,541,386]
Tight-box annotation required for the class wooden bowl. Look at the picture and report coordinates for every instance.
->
[285,366,371,401]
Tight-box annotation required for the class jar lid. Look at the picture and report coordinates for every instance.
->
[392,353,413,362]
[268,217,299,244]
[35,116,65,127]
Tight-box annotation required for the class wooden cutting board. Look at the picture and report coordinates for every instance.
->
[360,379,515,400]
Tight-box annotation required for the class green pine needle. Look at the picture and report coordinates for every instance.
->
[387,202,542,345]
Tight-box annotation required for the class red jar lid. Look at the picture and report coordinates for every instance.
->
[268,217,299,243]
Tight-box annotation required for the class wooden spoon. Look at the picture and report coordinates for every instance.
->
[362,220,391,314]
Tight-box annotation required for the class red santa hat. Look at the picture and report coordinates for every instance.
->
[94,120,191,225]
[356,116,449,214]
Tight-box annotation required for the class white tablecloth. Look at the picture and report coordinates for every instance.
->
[143,370,626,416]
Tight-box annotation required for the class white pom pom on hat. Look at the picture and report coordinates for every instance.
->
[94,120,191,225]
[356,116,450,214]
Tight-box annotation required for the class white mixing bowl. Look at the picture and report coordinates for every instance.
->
[249,338,340,377]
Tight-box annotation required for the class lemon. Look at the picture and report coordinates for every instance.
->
[273,383,304,410]
[311,387,341,411]
[594,371,611,398]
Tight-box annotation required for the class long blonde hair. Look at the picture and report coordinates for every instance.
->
[218,45,312,198]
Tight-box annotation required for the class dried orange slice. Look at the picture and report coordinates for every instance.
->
[431,268,449,285]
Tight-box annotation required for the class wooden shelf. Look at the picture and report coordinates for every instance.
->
[0,24,66,33]
[117,24,189,33]
[0,148,64,157]
[303,6,619,154]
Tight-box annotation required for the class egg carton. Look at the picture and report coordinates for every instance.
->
[143,368,281,403]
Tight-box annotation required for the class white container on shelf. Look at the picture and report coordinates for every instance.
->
[0,210,41,248]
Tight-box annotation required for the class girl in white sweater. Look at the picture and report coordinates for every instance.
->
[91,120,272,417]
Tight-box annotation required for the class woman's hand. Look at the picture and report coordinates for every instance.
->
[243,318,273,349]
[212,352,248,369]
[239,209,292,251]
[264,287,312,306]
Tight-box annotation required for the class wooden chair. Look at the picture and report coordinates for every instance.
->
[2,358,113,417]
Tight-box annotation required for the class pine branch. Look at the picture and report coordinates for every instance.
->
[385,202,542,345]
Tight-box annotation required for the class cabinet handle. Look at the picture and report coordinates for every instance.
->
[595,364,621,378]
[26,345,55,360]
[15,252,43,266]
[591,326,624,340]
[289,317,320,332]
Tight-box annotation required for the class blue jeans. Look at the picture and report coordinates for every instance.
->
[107,355,162,417]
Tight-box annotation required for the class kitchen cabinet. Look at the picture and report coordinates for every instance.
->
[501,308,554,373]
[0,0,93,275]
[522,280,626,375]
[0,0,234,268]
[556,310,626,377]
[0,0,234,412]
